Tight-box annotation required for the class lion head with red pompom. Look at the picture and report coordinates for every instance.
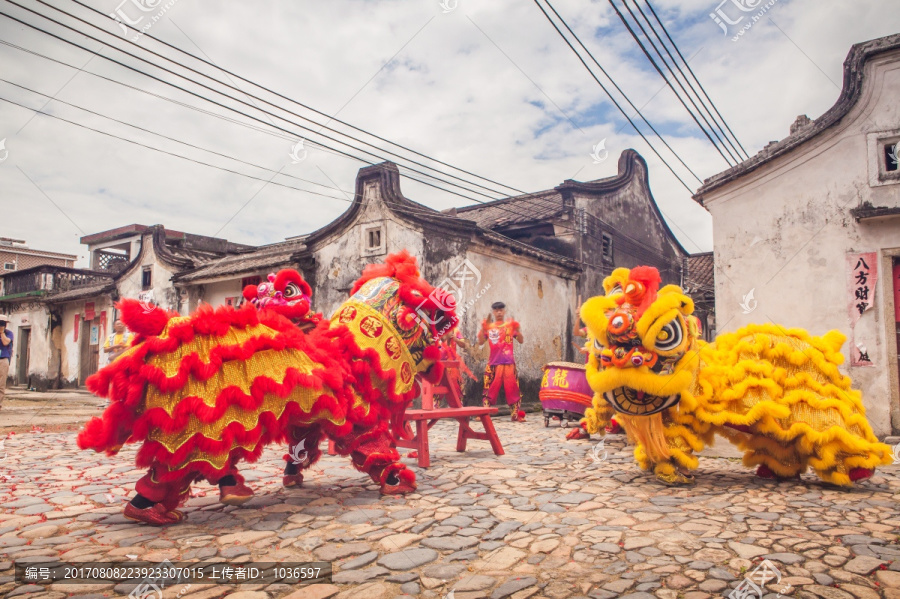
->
[242,269,320,328]
[349,251,459,387]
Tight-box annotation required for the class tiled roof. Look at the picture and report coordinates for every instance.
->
[683,252,714,293]
[46,282,115,303]
[173,240,308,283]
[454,191,565,229]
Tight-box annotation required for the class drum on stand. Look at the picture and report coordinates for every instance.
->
[539,361,593,428]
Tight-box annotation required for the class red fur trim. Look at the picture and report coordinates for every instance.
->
[242,285,258,302]
[629,266,662,317]
[118,299,174,337]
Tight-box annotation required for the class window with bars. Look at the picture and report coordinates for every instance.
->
[141,266,152,290]
[601,233,614,263]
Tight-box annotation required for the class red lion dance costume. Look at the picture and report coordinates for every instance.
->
[78,252,456,525]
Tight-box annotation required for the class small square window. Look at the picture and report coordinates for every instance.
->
[362,224,385,256]
[885,143,899,172]
[3,262,15,271]
[141,266,152,290]
[601,233,614,263]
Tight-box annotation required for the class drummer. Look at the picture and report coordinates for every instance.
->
[478,301,526,422]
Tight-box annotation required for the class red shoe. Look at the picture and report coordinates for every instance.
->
[283,473,304,488]
[123,502,180,526]
[756,464,777,479]
[756,464,801,481]
[566,426,590,441]
[849,467,874,482]
[220,482,254,505]
[377,466,417,495]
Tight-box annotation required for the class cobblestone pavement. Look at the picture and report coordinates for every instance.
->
[0,388,105,434]
[3,417,900,599]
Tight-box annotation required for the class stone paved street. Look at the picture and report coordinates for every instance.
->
[3,413,900,599]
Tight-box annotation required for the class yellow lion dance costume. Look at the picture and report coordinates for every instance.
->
[568,266,891,487]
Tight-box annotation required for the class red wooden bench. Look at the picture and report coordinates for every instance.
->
[328,360,504,467]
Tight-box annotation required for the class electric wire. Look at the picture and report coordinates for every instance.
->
[27,0,516,201]
[0,1,507,204]
[625,0,745,160]
[613,0,739,165]
[0,94,355,202]
[643,0,748,159]
[0,5,693,272]
[0,12,615,246]
[539,0,703,185]
[532,0,698,193]
[68,0,526,197]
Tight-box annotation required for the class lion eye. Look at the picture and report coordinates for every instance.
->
[609,284,623,295]
[283,283,301,298]
[593,338,604,352]
[655,320,683,352]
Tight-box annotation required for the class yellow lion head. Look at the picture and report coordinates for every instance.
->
[581,266,702,416]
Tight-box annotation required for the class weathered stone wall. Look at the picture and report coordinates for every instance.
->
[576,158,685,304]
[703,51,900,436]
[3,303,51,388]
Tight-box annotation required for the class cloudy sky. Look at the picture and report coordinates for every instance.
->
[0,0,897,266]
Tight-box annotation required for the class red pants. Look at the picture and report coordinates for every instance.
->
[483,364,520,405]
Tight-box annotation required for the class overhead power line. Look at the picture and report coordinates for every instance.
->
[532,0,699,193]
[609,0,748,164]
[34,0,521,200]
[607,0,737,165]
[642,0,748,159]
[2,2,661,255]
[2,0,510,204]
[65,0,526,198]
[618,0,741,163]
[0,1,698,267]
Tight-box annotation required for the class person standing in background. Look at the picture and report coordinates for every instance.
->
[0,315,13,410]
[478,301,526,422]
[104,319,133,363]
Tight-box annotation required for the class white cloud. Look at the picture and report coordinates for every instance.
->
[0,0,897,265]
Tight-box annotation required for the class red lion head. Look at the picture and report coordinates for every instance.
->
[242,269,316,324]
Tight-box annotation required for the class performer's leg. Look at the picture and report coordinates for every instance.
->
[483,365,500,408]
[283,426,324,488]
[211,466,254,506]
[502,365,524,421]
[126,465,189,526]
[349,425,416,495]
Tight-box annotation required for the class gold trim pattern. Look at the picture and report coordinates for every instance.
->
[332,299,418,396]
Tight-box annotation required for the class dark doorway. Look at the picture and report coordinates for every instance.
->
[79,317,100,386]
[17,327,30,385]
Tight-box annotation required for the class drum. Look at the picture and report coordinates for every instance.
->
[539,361,594,427]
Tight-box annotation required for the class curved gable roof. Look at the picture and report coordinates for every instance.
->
[558,150,689,257]
[694,33,900,202]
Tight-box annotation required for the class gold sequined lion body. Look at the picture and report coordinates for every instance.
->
[572,266,891,487]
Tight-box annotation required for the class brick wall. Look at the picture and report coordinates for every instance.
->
[0,250,74,271]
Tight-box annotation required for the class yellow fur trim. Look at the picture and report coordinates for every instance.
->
[580,267,889,487]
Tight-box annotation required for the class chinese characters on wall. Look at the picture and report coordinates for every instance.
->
[847,252,878,367]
